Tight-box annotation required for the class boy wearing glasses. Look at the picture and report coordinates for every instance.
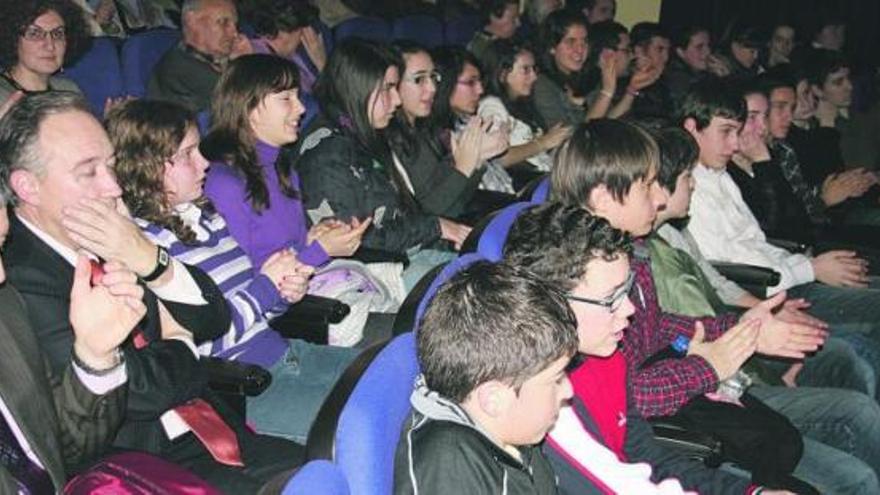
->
[504,203,767,494]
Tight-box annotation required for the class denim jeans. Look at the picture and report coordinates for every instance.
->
[403,247,456,292]
[750,385,880,494]
[246,339,360,444]
[787,278,880,334]
[798,336,876,398]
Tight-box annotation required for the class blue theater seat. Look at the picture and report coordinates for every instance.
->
[443,15,482,46]
[64,37,124,116]
[334,17,391,44]
[392,15,444,48]
[305,253,489,495]
[121,28,181,97]
[282,460,350,495]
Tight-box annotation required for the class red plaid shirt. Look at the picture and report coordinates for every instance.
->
[622,242,739,418]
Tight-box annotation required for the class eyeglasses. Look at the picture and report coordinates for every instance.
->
[457,78,483,88]
[21,25,66,43]
[566,271,634,312]
[403,71,441,86]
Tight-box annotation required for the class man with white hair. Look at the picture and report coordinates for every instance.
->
[147,0,249,111]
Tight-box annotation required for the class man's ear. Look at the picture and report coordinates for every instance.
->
[682,117,698,135]
[474,380,514,418]
[810,83,823,100]
[587,183,617,217]
[9,169,39,207]
[675,47,686,60]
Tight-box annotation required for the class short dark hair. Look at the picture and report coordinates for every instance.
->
[0,91,91,206]
[0,0,91,69]
[804,49,849,89]
[675,77,746,130]
[481,0,518,22]
[630,22,669,48]
[418,261,578,403]
[504,202,631,292]
[551,118,659,206]
[671,25,708,50]
[241,0,317,38]
[654,127,698,193]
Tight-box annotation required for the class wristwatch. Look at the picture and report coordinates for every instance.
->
[141,245,170,282]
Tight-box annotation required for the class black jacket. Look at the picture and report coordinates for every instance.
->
[388,123,484,218]
[394,379,558,495]
[295,115,442,253]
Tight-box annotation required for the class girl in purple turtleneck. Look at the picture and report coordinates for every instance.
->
[201,54,368,270]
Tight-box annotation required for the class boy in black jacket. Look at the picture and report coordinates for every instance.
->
[394,262,579,494]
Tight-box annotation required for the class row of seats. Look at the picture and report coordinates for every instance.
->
[334,14,481,47]
[281,173,783,494]
[64,29,180,114]
[64,14,484,117]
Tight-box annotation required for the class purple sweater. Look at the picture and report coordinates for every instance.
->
[205,140,330,269]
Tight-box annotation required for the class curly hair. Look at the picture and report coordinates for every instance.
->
[0,0,91,70]
[503,202,632,292]
[106,99,203,244]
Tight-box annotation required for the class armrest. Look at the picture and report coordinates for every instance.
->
[344,247,409,266]
[711,262,781,299]
[649,419,723,467]
[203,356,272,397]
[767,237,809,254]
[269,294,351,345]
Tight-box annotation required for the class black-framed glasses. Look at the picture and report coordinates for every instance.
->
[566,271,634,312]
[21,25,66,42]
[402,71,441,86]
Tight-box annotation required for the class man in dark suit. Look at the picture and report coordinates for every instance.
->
[0,92,303,493]
[0,204,144,493]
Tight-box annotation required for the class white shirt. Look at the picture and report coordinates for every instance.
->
[687,164,815,293]
[478,95,554,172]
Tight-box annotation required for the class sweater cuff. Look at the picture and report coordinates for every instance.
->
[298,241,331,267]
[247,273,284,312]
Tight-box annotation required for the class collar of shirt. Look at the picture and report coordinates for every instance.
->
[15,213,94,266]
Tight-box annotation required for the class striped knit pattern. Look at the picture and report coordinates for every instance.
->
[137,208,287,367]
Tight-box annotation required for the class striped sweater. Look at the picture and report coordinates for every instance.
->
[138,204,288,368]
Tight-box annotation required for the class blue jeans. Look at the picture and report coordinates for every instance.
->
[403,247,456,292]
[750,385,880,494]
[246,339,359,444]
[798,336,876,398]
[788,278,880,333]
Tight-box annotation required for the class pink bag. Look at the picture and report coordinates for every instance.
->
[64,452,222,495]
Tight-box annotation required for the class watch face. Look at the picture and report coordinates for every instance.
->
[158,247,170,265]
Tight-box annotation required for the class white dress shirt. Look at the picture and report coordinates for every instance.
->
[687,164,815,294]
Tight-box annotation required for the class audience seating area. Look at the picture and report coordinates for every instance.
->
[64,15,483,116]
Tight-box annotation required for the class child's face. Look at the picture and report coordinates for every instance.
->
[593,164,666,237]
[501,355,573,446]
[663,169,695,220]
[687,116,741,170]
[567,255,635,357]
